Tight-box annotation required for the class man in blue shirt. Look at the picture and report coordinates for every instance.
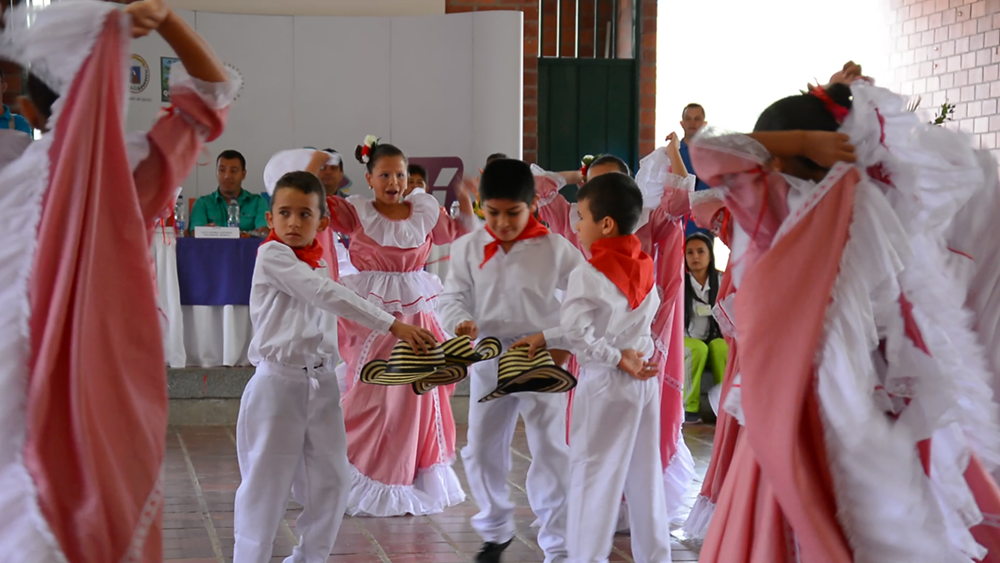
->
[189,150,269,236]
[0,69,34,136]
[678,103,711,237]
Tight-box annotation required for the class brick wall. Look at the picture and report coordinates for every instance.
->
[887,0,1000,161]
[446,0,657,163]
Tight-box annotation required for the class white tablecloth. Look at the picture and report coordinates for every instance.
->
[153,231,453,368]
[152,233,254,368]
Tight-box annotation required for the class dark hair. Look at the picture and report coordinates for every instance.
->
[682,103,705,119]
[753,83,852,173]
[272,171,328,217]
[575,172,643,235]
[479,158,535,205]
[684,232,721,341]
[355,140,406,173]
[486,153,508,165]
[216,150,246,170]
[408,163,428,181]
[26,72,58,120]
[322,148,344,171]
[589,154,630,176]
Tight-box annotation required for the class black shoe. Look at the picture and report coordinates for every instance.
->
[475,539,513,563]
[685,412,702,424]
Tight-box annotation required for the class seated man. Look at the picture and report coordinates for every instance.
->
[189,149,269,236]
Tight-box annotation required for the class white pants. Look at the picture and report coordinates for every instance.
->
[233,362,350,563]
[463,356,571,563]
[567,365,671,563]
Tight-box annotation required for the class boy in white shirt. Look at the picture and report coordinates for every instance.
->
[438,158,584,563]
[515,172,671,563]
[234,170,436,563]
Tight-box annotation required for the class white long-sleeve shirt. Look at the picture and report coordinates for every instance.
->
[438,228,585,340]
[248,241,395,368]
[543,262,660,368]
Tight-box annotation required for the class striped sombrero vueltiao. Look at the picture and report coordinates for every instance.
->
[477,346,577,403]
[411,364,470,395]
[442,335,502,365]
[359,340,450,385]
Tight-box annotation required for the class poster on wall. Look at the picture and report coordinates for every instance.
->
[160,56,179,102]
[128,54,153,103]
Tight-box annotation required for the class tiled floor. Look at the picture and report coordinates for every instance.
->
[163,415,715,563]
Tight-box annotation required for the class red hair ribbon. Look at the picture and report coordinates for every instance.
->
[808,85,850,124]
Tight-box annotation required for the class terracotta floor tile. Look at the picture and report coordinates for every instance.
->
[163,415,711,562]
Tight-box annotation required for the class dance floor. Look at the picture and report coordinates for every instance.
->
[162,401,714,562]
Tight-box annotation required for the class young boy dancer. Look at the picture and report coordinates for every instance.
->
[516,172,672,563]
[233,171,435,563]
[438,158,584,563]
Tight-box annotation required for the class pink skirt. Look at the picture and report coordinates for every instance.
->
[337,311,466,517]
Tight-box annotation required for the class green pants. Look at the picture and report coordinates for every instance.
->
[684,337,728,413]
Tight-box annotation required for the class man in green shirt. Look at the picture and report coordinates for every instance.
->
[189,150,269,236]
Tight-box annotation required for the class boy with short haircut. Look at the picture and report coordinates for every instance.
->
[406,163,428,198]
[438,158,584,563]
[234,170,435,563]
[515,172,672,563]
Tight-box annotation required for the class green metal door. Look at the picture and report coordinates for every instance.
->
[537,58,638,202]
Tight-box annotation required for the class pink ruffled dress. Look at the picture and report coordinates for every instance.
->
[534,162,697,525]
[690,125,1000,563]
[0,2,239,562]
[330,192,469,516]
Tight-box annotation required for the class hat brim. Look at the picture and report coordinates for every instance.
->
[477,366,577,403]
[360,361,455,386]
[411,365,469,395]
[442,336,502,365]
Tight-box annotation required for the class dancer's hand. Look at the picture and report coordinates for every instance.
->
[827,61,867,87]
[512,333,547,358]
[618,349,658,380]
[454,320,479,340]
[390,321,437,354]
[665,132,680,155]
[802,131,856,168]
[126,0,169,38]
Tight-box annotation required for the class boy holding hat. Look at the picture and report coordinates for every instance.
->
[438,158,584,563]
[514,172,672,563]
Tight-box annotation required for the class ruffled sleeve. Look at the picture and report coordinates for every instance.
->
[531,164,579,245]
[134,65,241,231]
[327,194,361,235]
[689,129,792,251]
[430,206,472,245]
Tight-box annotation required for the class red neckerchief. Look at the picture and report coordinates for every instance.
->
[588,235,654,310]
[263,229,325,269]
[480,215,550,268]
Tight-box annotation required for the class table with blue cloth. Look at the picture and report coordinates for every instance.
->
[175,237,260,306]
[153,234,261,367]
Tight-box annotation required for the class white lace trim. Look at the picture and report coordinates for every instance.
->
[167,64,242,112]
[682,495,715,541]
[634,147,697,209]
[688,187,725,207]
[813,180,953,562]
[662,434,697,525]
[339,269,442,316]
[0,0,120,98]
[690,127,771,166]
[344,459,466,517]
[531,164,567,207]
[348,193,440,249]
[0,136,66,561]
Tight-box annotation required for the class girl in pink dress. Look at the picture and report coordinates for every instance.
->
[535,141,698,528]
[0,0,239,561]
[329,138,475,516]
[690,68,1000,563]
